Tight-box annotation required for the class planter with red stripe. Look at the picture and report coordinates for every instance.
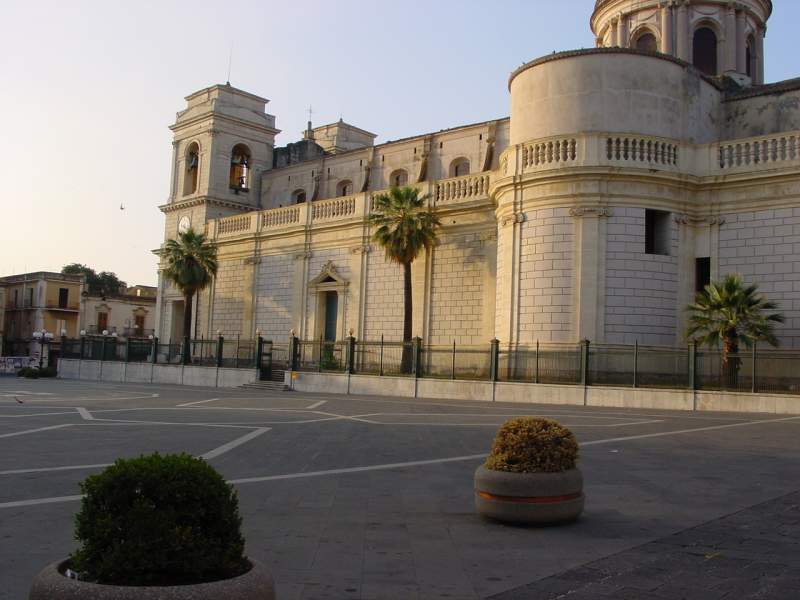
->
[474,465,584,524]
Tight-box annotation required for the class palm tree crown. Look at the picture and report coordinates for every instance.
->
[369,186,440,267]
[686,274,783,351]
[162,228,218,341]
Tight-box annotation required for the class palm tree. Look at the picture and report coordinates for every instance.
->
[369,186,441,372]
[687,274,783,386]
[162,229,218,360]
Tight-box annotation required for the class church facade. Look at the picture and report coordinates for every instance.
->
[155,0,800,349]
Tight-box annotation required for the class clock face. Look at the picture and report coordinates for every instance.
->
[178,216,191,234]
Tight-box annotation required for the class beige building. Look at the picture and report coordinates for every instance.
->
[1,272,85,356]
[83,285,157,338]
[156,0,800,349]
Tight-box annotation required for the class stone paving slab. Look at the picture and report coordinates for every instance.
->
[488,490,800,600]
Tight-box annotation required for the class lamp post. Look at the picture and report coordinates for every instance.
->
[32,330,54,368]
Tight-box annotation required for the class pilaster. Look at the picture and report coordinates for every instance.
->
[661,2,674,55]
[676,1,689,61]
[736,8,747,74]
[571,208,609,342]
[724,3,738,73]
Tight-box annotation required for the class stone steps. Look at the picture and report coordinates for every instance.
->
[240,380,289,392]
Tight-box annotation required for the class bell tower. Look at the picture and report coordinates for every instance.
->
[160,83,280,240]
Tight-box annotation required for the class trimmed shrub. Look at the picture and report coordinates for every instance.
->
[69,453,248,586]
[38,366,57,377]
[485,417,579,474]
[17,367,38,378]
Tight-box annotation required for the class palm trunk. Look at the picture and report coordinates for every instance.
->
[182,292,193,365]
[721,331,739,389]
[401,261,413,374]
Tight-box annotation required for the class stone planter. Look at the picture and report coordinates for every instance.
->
[29,559,276,600]
[474,464,584,525]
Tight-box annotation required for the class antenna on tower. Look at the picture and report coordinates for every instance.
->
[226,43,233,85]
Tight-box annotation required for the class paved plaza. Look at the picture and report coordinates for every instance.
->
[1,378,799,599]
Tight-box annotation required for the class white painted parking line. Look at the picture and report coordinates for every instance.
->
[201,427,270,460]
[76,407,94,420]
[0,463,112,476]
[306,400,327,410]
[0,494,83,509]
[0,411,78,418]
[0,424,72,439]
[177,397,221,407]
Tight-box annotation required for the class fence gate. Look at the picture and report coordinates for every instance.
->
[259,341,273,381]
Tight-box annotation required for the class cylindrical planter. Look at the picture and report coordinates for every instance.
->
[474,465,584,525]
[29,559,276,600]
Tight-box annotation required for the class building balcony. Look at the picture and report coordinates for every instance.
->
[44,303,80,312]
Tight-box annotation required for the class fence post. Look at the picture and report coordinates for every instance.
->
[633,341,638,388]
[490,338,499,382]
[688,341,697,390]
[235,335,240,369]
[80,336,86,360]
[152,337,158,364]
[580,339,590,387]
[451,340,456,380]
[379,334,384,376]
[289,335,299,371]
[751,341,757,393]
[125,338,131,363]
[413,336,422,378]
[347,335,356,374]
[535,340,540,384]
[101,336,107,362]
[182,336,190,365]
[216,335,224,368]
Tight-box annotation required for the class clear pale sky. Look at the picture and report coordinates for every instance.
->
[1,0,797,286]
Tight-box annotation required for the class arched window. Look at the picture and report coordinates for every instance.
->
[389,169,408,188]
[634,31,657,53]
[449,157,470,178]
[693,27,718,76]
[229,144,251,191]
[336,180,353,197]
[291,188,306,204]
[183,142,200,196]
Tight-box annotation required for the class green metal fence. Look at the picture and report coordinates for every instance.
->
[55,335,800,395]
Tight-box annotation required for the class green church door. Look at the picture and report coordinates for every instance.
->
[324,292,338,342]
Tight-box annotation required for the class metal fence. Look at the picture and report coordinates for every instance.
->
[52,335,800,395]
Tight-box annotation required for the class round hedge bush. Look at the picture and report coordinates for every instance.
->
[484,417,579,474]
[69,453,249,586]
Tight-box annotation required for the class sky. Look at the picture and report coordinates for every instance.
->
[1,0,798,286]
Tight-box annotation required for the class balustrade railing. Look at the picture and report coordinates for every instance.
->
[434,174,491,205]
[522,137,578,169]
[261,205,301,229]
[217,214,252,237]
[718,133,800,170]
[606,136,678,166]
[311,195,357,221]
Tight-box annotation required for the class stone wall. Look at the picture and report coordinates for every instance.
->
[254,254,293,344]
[428,233,486,345]
[518,208,575,343]
[719,208,800,348]
[605,207,679,345]
[211,258,247,335]
[363,252,404,341]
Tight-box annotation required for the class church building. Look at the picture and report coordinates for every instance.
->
[155,0,800,349]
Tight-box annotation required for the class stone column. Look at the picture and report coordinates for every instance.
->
[241,256,259,338]
[571,208,608,342]
[676,1,689,61]
[348,244,369,338]
[724,3,737,73]
[480,231,498,342]
[736,9,747,74]
[611,17,619,47]
[755,27,765,84]
[618,14,629,48]
[661,2,674,55]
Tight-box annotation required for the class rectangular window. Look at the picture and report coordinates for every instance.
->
[59,288,69,308]
[645,209,670,255]
[27,288,34,307]
[695,257,711,293]
[97,312,108,332]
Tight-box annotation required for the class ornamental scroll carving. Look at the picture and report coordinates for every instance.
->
[350,244,372,255]
[569,207,613,218]
[500,213,525,227]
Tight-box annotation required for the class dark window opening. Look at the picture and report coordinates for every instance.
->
[695,257,711,293]
[693,27,718,76]
[58,288,68,309]
[645,209,670,255]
